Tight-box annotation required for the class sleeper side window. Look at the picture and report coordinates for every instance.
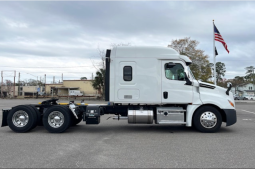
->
[123,66,132,81]
[165,63,185,81]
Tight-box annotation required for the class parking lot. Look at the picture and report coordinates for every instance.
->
[0,99,255,168]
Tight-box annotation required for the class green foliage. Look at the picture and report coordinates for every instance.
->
[216,62,226,83]
[232,76,244,87]
[208,62,226,85]
[80,77,87,80]
[245,66,255,83]
[168,37,212,82]
[91,69,105,98]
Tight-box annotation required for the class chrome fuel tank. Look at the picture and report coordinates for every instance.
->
[128,110,153,124]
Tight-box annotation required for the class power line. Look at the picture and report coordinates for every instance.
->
[20,72,94,73]
[0,66,99,68]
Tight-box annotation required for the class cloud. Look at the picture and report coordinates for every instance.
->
[0,1,254,82]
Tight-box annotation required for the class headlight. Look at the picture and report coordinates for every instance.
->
[228,100,235,107]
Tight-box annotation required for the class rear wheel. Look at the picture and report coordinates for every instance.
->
[28,105,42,128]
[43,106,72,133]
[193,106,222,133]
[7,105,37,133]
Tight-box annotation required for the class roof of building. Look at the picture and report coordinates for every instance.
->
[45,80,93,85]
[55,87,79,89]
[63,80,93,81]
[237,83,253,87]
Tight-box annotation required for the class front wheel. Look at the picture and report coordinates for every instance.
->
[193,106,222,133]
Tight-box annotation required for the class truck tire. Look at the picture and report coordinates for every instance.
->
[43,106,72,133]
[72,115,83,126]
[28,105,43,127]
[193,106,222,133]
[7,105,38,133]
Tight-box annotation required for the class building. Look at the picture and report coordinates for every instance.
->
[45,80,99,97]
[231,83,255,96]
[0,85,44,98]
[1,80,99,98]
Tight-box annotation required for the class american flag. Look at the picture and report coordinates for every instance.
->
[214,24,229,53]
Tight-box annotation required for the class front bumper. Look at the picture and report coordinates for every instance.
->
[223,109,237,126]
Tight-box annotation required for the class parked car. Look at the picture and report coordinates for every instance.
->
[38,92,45,96]
[234,96,248,100]
[245,96,255,100]
[234,96,244,100]
[243,96,249,100]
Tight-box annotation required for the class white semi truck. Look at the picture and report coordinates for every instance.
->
[1,46,236,133]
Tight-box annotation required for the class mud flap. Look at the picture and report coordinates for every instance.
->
[1,109,10,127]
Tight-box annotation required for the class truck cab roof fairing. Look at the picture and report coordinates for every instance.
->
[114,46,179,58]
[113,46,192,65]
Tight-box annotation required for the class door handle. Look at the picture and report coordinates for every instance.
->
[163,91,168,99]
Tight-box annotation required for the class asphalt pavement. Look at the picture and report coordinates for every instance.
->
[0,99,255,168]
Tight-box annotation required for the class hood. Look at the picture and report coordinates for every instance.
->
[199,81,234,102]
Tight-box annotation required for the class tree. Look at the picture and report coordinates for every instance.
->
[168,37,212,82]
[208,62,226,85]
[232,76,245,94]
[92,69,105,97]
[245,66,255,83]
[216,62,226,83]
[2,80,13,97]
[80,77,87,80]
[24,79,44,86]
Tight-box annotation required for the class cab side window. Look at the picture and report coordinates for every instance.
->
[165,63,185,81]
[123,66,132,81]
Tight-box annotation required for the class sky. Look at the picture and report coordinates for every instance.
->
[0,1,254,83]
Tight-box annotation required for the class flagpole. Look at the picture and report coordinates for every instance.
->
[213,20,216,85]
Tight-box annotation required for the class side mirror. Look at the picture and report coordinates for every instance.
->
[165,62,176,69]
[184,72,192,85]
[226,82,232,95]
[227,82,232,88]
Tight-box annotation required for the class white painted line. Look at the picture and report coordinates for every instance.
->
[241,109,255,115]
[243,119,253,121]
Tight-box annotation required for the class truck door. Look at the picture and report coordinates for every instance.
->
[161,60,193,104]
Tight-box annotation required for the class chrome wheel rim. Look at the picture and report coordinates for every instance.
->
[48,111,64,128]
[200,111,217,128]
[12,111,29,127]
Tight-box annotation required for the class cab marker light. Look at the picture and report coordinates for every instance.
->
[228,100,235,107]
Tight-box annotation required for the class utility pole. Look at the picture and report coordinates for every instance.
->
[44,74,46,85]
[92,73,94,80]
[1,71,3,98]
[13,71,16,98]
[53,76,55,84]
[253,68,255,96]
[62,73,63,83]
[18,72,20,96]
